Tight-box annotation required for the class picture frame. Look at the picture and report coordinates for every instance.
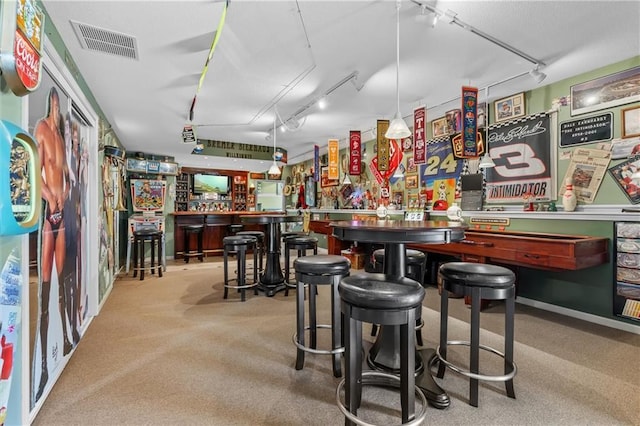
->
[406,155,417,174]
[405,175,418,189]
[494,92,526,122]
[622,105,640,139]
[445,109,462,134]
[477,102,487,128]
[392,190,403,208]
[431,117,448,138]
[570,65,640,116]
[320,166,339,187]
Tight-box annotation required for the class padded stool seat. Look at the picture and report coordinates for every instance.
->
[223,235,259,301]
[181,224,204,263]
[284,236,318,293]
[293,255,350,377]
[337,273,428,425]
[228,224,243,235]
[436,262,517,407]
[132,229,163,281]
[236,230,265,272]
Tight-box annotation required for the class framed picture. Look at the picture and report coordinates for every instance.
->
[431,117,448,138]
[320,166,339,187]
[406,155,417,174]
[477,102,487,128]
[405,175,418,189]
[445,109,462,134]
[622,105,640,138]
[392,190,403,206]
[494,92,526,122]
[571,65,640,116]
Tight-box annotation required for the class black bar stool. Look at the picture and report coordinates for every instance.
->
[223,235,259,302]
[436,262,517,407]
[236,230,265,273]
[292,255,350,378]
[182,224,204,263]
[370,248,427,345]
[284,236,318,294]
[132,229,163,281]
[228,223,243,235]
[336,273,428,425]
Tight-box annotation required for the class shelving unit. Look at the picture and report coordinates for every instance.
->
[175,173,190,211]
[233,175,248,211]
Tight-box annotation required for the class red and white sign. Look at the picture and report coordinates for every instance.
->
[349,130,361,175]
[369,139,402,184]
[13,29,40,91]
[413,106,426,164]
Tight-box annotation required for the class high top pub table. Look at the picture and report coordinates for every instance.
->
[240,214,302,296]
[331,219,467,409]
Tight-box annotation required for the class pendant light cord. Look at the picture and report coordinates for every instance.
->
[395,0,401,116]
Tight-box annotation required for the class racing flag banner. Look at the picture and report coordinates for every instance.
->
[349,130,361,175]
[377,119,390,171]
[413,106,427,164]
[484,112,555,203]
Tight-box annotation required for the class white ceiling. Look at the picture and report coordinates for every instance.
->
[42,0,640,172]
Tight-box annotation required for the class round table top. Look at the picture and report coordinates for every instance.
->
[240,214,302,224]
[330,219,467,244]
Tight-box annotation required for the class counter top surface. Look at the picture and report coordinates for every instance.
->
[171,211,284,216]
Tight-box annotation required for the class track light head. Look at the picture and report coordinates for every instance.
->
[530,66,547,84]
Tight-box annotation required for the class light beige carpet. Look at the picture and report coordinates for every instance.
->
[32,257,640,425]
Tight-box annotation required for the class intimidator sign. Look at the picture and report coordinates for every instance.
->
[0,0,44,96]
[192,138,288,164]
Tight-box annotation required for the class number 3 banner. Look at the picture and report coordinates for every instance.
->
[485,112,556,203]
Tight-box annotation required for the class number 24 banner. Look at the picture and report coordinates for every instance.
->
[484,112,556,203]
[419,137,463,207]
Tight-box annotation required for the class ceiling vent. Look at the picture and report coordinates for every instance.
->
[71,20,139,60]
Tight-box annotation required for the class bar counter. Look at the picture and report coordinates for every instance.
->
[171,211,284,258]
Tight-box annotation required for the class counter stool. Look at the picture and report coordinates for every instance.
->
[370,249,428,346]
[223,236,259,302]
[284,236,318,294]
[132,229,163,281]
[182,224,204,263]
[293,255,350,377]
[236,230,265,272]
[228,224,243,235]
[436,262,517,407]
[336,273,428,426]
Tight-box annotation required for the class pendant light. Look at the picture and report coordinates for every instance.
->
[385,0,412,140]
[268,115,281,176]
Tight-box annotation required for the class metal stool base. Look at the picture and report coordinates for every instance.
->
[436,340,517,382]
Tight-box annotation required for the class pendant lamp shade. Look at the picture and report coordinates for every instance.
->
[385,0,411,140]
[268,115,281,176]
[479,153,496,169]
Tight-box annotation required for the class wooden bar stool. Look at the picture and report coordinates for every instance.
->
[292,255,350,378]
[284,236,318,293]
[132,229,163,281]
[236,230,265,273]
[223,235,259,302]
[182,224,204,263]
[336,272,428,425]
[436,262,517,407]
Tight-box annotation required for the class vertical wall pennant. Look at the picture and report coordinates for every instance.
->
[314,145,320,181]
[461,86,479,157]
[377,119,390,171]
[328,139,339,180]
[349,130,361,175]
[413,106,427,165]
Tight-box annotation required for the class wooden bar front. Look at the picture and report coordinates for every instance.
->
[172,211,277,258]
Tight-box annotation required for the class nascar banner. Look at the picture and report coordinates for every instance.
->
[413,106,427,164]
[484,112,556,203]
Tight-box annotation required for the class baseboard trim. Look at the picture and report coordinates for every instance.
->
[517,297,640,335]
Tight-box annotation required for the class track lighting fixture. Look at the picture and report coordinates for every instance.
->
[530,65,547,84]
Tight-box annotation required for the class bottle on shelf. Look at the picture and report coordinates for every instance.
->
[562,178,577,212]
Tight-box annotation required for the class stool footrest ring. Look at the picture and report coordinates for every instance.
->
[336,371,428,426]
[224,281,259,290]
[292,325,345,356]
[436,340,517,382]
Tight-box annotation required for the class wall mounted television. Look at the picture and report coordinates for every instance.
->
[192,174,229,194]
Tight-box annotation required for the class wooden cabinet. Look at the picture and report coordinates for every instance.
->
[175,173,190,211]
[233,175,248,211]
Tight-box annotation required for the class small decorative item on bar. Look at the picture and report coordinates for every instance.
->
[562,178,577,212]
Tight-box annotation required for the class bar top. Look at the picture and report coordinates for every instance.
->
[171,211,285,216]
